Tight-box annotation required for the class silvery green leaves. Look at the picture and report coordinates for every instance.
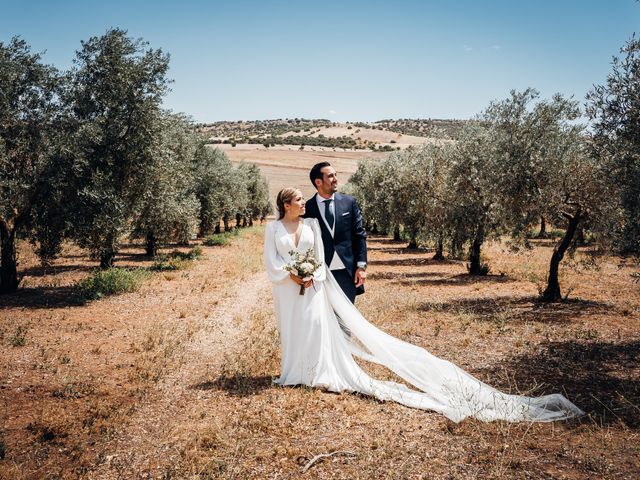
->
[0,37,62,291]
[587,35,640,255]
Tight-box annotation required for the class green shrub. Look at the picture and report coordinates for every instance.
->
[78,268,150,300]
[170,246,202,260]
[151,246,203,270]
[204,233,232,246]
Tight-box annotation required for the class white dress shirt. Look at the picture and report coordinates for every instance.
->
[315,194,347,271]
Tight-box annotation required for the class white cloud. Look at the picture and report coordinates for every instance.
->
[490,44,501,50]
[329,109,337,115]
[463,45,473,52]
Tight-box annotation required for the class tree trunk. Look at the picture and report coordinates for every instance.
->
[100,251,114,269]
[0,222,19,293]
[468,224,485,275]
[433,235,445,260]
[450,238,459,259]
[99,235,116,269]
[199,217,212,237]
[223,215,230,232]
[393,226,401,241]
[241,216,247,228]
[371,222,378,234]
[542,210,582,302]
[235,213,242,228]
[407,228,418,249]
[248,217,253,227]
[145,230,157,257]
[536,216,547,239]
[214,222,221,234]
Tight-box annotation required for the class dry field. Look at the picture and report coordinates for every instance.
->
[1,225,639,479]
[217,144,389,201]
[281,125,437,147]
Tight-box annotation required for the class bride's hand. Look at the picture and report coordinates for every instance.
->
[289,273,304,285]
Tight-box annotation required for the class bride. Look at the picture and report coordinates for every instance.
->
[263,187,584,423]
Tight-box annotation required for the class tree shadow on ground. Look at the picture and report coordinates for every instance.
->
[0,286,86,309]
[370,257,461,267]
[20,264,94,278]
[111,252,155,263]
[192,375,275,397]
[369,246,433,254]
[481,340,640,428]
[418,295,614,325]
[366,236,403,244]
[369,271,515,286]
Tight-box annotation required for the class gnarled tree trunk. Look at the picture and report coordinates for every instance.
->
[542,209,582,302]
[468,223,486,275]
[433,234,445,260]
[99,234,116,269]
[199,217,213,237]
[393,226,401,241]
[536,216,547,238]
[407,226,418,249]
[0,221,19,293]
[145,230,157,257]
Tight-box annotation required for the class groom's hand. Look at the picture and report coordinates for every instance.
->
[354,268,366,287]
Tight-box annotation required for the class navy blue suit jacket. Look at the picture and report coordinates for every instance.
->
[304,192,367,279]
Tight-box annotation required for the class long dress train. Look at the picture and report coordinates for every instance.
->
[263,218,584,423]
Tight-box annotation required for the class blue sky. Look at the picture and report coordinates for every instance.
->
[1,0,638,122]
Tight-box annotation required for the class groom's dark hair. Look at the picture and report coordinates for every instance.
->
[310,161,332,189]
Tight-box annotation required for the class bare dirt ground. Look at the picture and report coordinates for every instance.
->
[1,228,639,479]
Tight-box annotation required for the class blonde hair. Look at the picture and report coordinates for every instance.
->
[276,188,302,219]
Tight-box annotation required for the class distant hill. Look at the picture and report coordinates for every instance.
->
[196,118,469,151]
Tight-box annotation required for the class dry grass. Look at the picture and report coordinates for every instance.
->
[1,229,639,479]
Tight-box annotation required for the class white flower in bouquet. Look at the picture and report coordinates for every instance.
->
[283,248,322,295]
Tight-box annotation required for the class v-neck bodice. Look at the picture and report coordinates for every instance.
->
[273,219,315,261]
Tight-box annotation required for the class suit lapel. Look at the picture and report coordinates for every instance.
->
[306,193,320,218]
[309,193,332,238]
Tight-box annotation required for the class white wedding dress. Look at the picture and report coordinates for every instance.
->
[263,218,584,423]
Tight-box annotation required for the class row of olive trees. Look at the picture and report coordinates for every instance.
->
[350,89,620,302]
[0,29,271,293]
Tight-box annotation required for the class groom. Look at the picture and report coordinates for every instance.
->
[304,161,367,303]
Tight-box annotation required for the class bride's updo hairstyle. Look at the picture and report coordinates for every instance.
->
[276,187,301,219]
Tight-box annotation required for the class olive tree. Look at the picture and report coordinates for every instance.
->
[236,162,272,226]
[484,89,614,301]
[587,35,640,255]
[0,37,61,292]
[350,159,392,234]
[68,28,170,268]
[131,112,200,256]
[446,123,504,274]
[192,145,236,235]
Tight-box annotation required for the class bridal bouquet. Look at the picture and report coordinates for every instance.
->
[283,248,322,295]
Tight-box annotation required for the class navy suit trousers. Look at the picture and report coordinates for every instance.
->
[331,268,357,304]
